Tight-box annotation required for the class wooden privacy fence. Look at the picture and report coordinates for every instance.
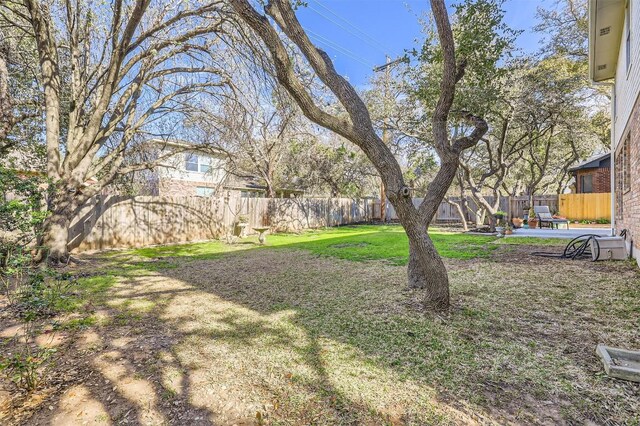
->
[69,195,375,252]
[431,194,609,223]
[385,194,612,223]
[508,195,559,219]
[558,193,611,221]
[387,195,560,222]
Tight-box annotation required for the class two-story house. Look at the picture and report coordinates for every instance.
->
[143,139,303,198]
[589,0,639,260]
[149,139,228,197]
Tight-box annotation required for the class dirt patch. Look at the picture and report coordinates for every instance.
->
[2,248,639,425]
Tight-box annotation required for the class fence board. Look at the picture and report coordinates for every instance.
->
[386,195,561,223]
[558,193,611,221]
[70,195,374,252]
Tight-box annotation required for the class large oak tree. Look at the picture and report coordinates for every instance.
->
[230,0,488,310]
[1,0,229,263]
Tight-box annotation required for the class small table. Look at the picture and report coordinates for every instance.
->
[542,219,570,230]
[253,227,270,245]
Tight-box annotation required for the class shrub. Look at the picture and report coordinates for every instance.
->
[0,167,48,262]
[0,321,56,392]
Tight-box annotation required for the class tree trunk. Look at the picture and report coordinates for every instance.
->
[455,203,468,231]
[406,226,450,310]
[40,210,71,264]
[487,214,497,233]
[446,198,468,231]
[265,182,276,198]
[392,193,450,310]
[37,189,77,264]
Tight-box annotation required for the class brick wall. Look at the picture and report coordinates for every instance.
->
[616,93,640,261]
[159,178,218,197]
[575,168,611,193]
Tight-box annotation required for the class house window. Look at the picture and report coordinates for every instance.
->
[626,1,632,73]
[623,133,631,193]
[199,156,211,173]
[615,133,632,218]
[241,191,259,198]
[185,153,199,172]
[580,174,593,193]
[196,186,214,197]
[616,152,623,218]
[185,153,212,173]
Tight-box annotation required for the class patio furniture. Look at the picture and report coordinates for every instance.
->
[534,206,570,229]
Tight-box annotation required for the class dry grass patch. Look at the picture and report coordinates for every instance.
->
[2,234,639,425]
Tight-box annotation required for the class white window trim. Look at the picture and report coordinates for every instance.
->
[185,153,213,174]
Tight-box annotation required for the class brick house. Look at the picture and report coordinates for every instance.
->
[589,0,639,260]
[148,139,228,197]
[144,139,303,198]
[568,153,611,193]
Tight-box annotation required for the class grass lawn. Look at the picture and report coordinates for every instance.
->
[132,225,498,263]
[1,225,639,425]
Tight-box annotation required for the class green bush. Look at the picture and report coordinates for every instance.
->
[16,271,75,321]
[0,343,55,391]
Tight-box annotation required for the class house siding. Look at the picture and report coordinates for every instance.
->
[611,1,640,262]
[157,151,227,185]
[159,178,220,197]
[575,167,611,193]
[154,150,227,197]
[615,94,640,260]
[613,0,640,151]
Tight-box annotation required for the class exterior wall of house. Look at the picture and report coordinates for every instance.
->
[158,178,219,197]
[615,94,640,260]
[613,0,640,149]
[156,151,226,197]
[612,2,640,263]
[574,167,611,193]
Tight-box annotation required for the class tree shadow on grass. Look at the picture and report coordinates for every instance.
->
[25,260,402,425]
[143,245,640,425]
[24,235,640,425]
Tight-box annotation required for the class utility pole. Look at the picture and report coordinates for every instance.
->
[373,56,403,222]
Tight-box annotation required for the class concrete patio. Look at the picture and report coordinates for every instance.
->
[507,227,613,239]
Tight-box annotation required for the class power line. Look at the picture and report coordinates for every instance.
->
[303,27,373,67]
[307,5,387,54]
[305,28,372,63]
[309,36,373,67]
[309,0,391,53]
[311,0,389,49]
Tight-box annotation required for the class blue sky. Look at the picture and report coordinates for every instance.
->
[296,0,552,86]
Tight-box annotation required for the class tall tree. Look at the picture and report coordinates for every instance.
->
[187,62,306,198]
[535,0,588,62]
[283,138,379,197]
[0,24,42,158]
[230,0,488,310]
[1,0,228,263]
[501,57,604,199]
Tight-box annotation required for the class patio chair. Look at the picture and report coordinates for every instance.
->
[534,206,569,229]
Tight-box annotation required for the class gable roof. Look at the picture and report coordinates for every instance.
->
[568,152,611,172]
[589,0,626,82]
[146,138,226,159]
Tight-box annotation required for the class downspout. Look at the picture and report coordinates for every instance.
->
[610,84,616,237]
[588,0,620,237]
